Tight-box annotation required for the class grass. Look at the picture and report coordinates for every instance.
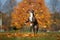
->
[0,31,60,40]
[0,35,58,40]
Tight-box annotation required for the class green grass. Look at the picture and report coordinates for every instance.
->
[0,36,57,40]
[0,32,60,40]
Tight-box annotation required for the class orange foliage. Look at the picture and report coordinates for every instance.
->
[11,0,51,28]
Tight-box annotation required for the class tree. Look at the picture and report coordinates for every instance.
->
[2,0,17,30]
[0,0,2,11]
[11,0,51,29]
[2,0,17,13]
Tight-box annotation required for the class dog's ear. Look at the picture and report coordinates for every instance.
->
[31,10,34,13]
[26,9,34,13]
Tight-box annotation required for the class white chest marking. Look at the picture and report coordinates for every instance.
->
[29,12,33,22]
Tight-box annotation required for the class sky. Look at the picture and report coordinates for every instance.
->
[1,0,22,5]
[45,0,60,13]
[0,0,60,13]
